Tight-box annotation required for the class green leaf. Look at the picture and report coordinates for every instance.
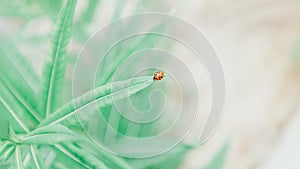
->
[1,144,15,161]
[81,0,100,23]
[203,142,230,169]
[94,23,166,140]
[29,145,47,169]
[0,83,31,133]
[15,145,24,169]
[0,41,40,94]
[30,76,154,168]
[73,0,100,40]
[126,143,192,169]
[39,76,155,127]
[0,47,40,124]
[0,118,9,139]
[0,157,14,168]
[0,1,32,18]
[1,76,41,122]
[0,104,22,135]
[59,143,110,169]
[26,0,62,19]
[96,26,165,86]
[0,161,13,169]
[111,0,126,20]
[52,145,92,169]
[40,0,77,117]
[0,141,12,157]
[51,141,132,169]
[22,125,80,145]
[74,141,133,169]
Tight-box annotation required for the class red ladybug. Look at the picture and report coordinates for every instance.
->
[153,71,165,81]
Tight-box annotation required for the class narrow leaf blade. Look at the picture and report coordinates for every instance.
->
[30,146,47,169]
[39,76,154,127]
[0,89,31,133]
[41,0,77,117]
[15,145,24,169]
[203,142,230,169]
[53,145,91,169]
[23,124,80,145]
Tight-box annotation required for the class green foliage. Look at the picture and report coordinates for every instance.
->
[0,0,152,168]
[0,0,222,168]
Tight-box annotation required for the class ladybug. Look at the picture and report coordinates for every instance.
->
[153,71,165,81]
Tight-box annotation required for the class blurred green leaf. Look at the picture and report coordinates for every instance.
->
[74,141,133,169]
[0,158,13,168]
[26,0,62,18]
[129,143,192,169]
[0,141,12,157]
[96,23,166,141]
[291,38,300,65]
[203,142,230,169]
[81,0,100,23]
[0,42,40,94]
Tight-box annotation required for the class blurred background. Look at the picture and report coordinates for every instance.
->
[1,0,300,168]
